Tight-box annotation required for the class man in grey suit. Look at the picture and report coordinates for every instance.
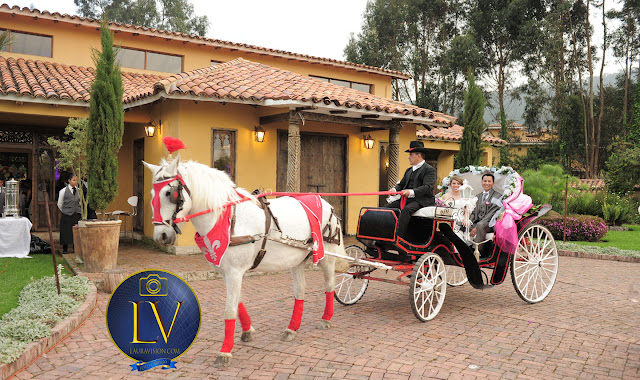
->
[470,173,503,247]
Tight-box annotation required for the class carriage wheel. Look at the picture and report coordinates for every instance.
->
[510,224,558,303]
[410,253,447,322]
[446,265,468,287]
[334,245,369,305]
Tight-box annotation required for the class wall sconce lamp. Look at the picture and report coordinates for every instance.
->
[363,134,374,149]
[255,125,266,143]
[145,120,160,137]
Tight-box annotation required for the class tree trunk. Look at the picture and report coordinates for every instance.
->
[595,0,607,176]
[623,12,630,129]
[569,8,589,177]
[585,0,595,178]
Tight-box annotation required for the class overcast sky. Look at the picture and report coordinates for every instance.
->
[7,0,624,75]
[7,0,370,61]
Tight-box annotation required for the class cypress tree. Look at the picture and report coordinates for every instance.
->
[457,70,486,167]
[87,21,124,216]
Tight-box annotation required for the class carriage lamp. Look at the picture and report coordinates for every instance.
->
[254,126,266,143]
[3,179,20,217]
[363,135,374,149]
[459,179,473,199]
[145,120,161,137]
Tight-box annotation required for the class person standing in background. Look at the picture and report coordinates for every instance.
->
[57,173,81,253]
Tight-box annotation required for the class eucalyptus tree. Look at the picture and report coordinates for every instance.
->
[74,0,209,36]
[345,0,470,114]
[608,0,640,129]
[468,0,546,142]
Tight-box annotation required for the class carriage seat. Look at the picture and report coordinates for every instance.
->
[411,206,455,219]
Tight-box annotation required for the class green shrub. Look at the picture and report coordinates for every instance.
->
[522,164,580,213]
[0,271,90,364]
[567,191,603,216]
[538,214,608,242]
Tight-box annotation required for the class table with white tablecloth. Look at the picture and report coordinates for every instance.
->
[0,217,32,258]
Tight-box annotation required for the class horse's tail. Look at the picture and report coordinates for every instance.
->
[328,205,346,256]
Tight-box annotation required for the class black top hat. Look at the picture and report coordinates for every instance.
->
[405,140,429,153]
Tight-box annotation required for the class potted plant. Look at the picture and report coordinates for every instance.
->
[48,118,90,263]
[81,20,125,273]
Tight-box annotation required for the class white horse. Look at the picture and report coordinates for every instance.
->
[143,155,344,367]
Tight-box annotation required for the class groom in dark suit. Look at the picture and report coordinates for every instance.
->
[470,173,503,246]
[384,141,437,239]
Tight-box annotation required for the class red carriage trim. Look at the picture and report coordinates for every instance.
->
[356,208,398,242]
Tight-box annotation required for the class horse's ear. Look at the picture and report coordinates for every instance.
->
[142,161,160,173]
[166,153,180,176]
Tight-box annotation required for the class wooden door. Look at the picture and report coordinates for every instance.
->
[277,131,346,222]
[132,138,144,231]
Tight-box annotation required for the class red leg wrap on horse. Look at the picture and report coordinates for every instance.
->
[237,302,251,332]
[322,291,334,321]
[287,298,304,331]
[220,319,236,353]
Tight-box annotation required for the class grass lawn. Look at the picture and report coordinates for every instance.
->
[0,254,73,318]
[572,224,640,251]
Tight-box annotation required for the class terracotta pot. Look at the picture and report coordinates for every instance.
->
[72,225,83,263]
[81,220,122,272]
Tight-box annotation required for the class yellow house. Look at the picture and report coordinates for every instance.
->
[0,4,457,253]
[487,122,548,157]
[416,125,507,181]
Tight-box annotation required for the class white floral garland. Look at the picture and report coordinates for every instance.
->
[438,165,518,198]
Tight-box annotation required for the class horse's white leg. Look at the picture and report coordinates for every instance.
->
[282,260,306,341]
[317,252,337,329]
[214,271,243,368]
[237,302,254,342]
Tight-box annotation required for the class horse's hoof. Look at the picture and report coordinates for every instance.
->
[317,319,331,329]
[241,326,255,342]
[281,328,297,342]
[213,352,232,368]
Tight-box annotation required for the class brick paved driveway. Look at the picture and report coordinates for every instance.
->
[13,254,640,379]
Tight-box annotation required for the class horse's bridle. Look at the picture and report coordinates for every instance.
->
[152,173,191,235]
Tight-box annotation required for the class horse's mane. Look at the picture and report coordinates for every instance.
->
[160,159,255,219]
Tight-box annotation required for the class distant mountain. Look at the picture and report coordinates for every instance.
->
[482,71,623,125]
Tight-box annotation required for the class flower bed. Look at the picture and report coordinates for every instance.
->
[538,214,608,242]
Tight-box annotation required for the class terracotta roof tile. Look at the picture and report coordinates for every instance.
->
[0,56,455,125]
[0,3,410,79]
[126,58,454,124]
[417,125,507,146]
[0,56,163,103]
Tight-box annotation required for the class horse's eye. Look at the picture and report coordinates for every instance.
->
[166,191,171,197]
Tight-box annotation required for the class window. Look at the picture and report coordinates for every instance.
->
[212,129,236,181]
[0,29,52,57]
[309,75,372,93]
[116,47,183,73]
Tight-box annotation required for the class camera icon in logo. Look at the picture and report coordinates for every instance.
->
[139,274,168,296]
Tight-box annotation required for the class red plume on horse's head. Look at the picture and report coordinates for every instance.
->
[163,136,186,154]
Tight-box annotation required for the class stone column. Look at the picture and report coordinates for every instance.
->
[286,111,301,192]
[387,124,401,190]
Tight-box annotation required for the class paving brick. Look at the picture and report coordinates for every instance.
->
[5,244,636,379]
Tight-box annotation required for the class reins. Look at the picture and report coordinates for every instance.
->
[173,190,406,224]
